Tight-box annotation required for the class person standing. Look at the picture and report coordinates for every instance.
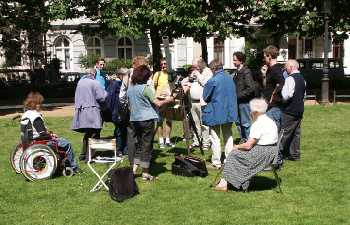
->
[188,58,212,150]
[153,58,174,148]
[72,69,107,161]
[232,51,257,141]
[127,65,174,180]
[109,68,129,155]
[280,59,306,161]
[202,59,238,169]
[260,45,285,129]
[95,58,108,89]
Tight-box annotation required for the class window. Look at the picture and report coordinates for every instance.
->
[214,38,224,64]
[5,39,21,67]
[333,42,342,59]
[86,37,102,56]
[304,39,313,58]
[117,37,133,59]
[54,36,71,70]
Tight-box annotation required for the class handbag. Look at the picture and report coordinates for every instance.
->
[171,154,208,177]
[107,167,138,202]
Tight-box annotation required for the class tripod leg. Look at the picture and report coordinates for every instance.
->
[183,116,191,155]
[187,110,204,155]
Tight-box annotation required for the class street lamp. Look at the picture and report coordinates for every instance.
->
[321,0,331,104]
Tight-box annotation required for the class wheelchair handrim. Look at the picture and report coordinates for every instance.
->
[10,144,23,174]
[20,145,58,181]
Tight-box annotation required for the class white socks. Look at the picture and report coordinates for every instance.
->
[165,137,171,144]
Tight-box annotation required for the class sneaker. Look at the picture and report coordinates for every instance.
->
[165,142,175,148]
[159,143,166,149]
[211,164,222,169]
[203,146,210,151]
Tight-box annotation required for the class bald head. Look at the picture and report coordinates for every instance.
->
[285,59,299,75]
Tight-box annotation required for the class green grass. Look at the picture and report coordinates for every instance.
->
[1,105,350,225]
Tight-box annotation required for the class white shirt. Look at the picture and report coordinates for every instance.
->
[21,110,43,139]
[282,71,306,101]
[282,75,296,101]
[249,114,278,145]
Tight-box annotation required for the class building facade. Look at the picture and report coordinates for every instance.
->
[1,18,349,78]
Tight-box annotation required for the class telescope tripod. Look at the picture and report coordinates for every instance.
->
[175,88,204,156]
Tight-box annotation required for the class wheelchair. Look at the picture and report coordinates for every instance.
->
[10,135,74,181]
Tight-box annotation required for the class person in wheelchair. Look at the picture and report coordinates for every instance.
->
[20,92,78,173]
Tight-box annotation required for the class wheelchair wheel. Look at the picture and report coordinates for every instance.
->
[10,144,23,174]
[19,144,58,181]
[62,167,74,177]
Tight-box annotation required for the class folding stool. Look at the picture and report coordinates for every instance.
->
[87,138,123,192]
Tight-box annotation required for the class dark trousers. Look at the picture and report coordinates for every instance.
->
[279,113,302,160]
[127,120,155,169]
[81,128,101,161]
[114,121,128,154]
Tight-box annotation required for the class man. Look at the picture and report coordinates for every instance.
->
[203,59,238,169]
[188,58,212,150]
[232,51,257,140]
[153,58,174,148]
[280,59,306,161]
[260,45,285,129]
[95,58,108,89]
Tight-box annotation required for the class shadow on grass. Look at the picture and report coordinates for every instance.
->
[151,149,168,176]
[246,175,279,192]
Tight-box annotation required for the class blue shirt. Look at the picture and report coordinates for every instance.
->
[95,69,107,89]
[202,69,238,126]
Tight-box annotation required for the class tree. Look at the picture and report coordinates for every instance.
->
[80,0,257,68]
[255,0,350,42]
[0,1,50,67]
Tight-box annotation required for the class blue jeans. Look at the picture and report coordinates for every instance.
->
[266,106,282,130]
[57,137,78,170]
[236,103,252,139]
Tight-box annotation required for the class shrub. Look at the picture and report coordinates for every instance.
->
[104,59,132,74]
[79,54,101,69]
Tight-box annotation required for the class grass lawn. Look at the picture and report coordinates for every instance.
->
[0,105,349,225]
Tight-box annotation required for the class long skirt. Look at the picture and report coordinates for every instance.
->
[223,145,278,190]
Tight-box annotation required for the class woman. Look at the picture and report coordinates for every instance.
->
[127,65,173,181]
[202,59,238,169]
[21,91,78,172]
[214,98,278,192]
[71,69,107,161]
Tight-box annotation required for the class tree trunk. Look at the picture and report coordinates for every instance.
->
[200,36,208,64]
[150,26,162,72]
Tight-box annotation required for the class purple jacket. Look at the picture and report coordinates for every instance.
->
[71,76,107,131]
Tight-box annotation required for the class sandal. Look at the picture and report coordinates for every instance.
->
[142,173,158,181]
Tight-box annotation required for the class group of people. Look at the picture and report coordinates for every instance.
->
[19,44,306,191]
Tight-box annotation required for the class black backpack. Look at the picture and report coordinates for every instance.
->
[107,167,138,202]
[171,155,208,177]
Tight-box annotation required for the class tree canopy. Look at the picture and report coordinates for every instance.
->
[256,0,350,42]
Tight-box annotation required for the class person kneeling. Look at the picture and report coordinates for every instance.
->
[214,98,278,192]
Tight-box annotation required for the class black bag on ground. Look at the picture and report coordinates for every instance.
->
[107,167,138,202]
[171,155,208,177]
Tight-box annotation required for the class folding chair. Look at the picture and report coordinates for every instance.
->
[257,129,285,193]
[87,138,123,192]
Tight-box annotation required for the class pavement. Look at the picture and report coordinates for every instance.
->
[0,100,324,119]
[0,104,75,119]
